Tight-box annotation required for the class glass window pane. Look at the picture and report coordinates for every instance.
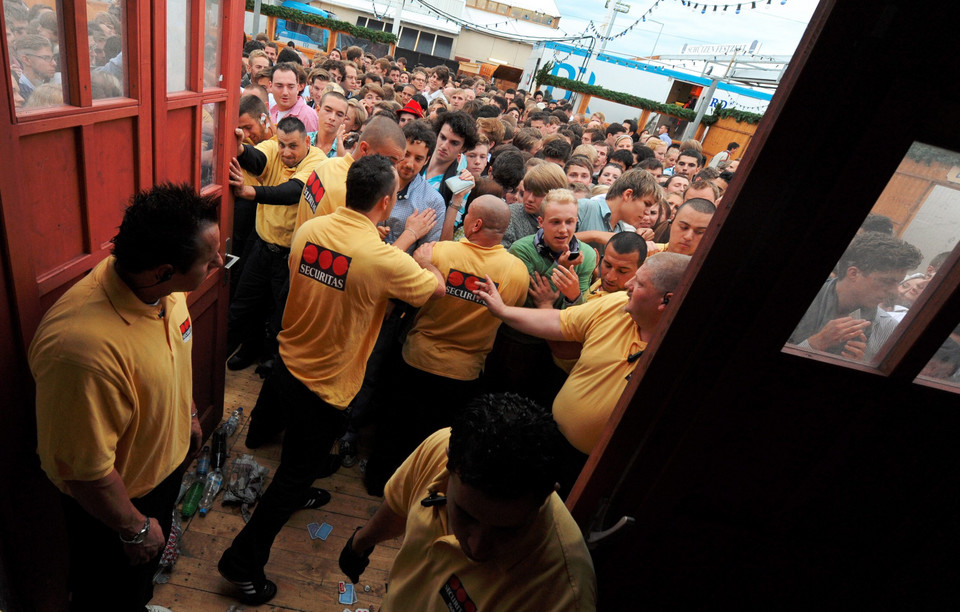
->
[5,0,69,112]
[274,18,329,53]
[167,0,190,92]
[87,0,127,99]
[435,36,453,59]
[415,32,435,55]
[398,27,417,51]
[200,102,219,187]
[916,319,960,392]
[786,142,960,367]
[203,0,220,88]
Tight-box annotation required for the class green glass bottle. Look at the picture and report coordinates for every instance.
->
[180,481,204,518]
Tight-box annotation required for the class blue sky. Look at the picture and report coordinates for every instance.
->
[552,0,820,58]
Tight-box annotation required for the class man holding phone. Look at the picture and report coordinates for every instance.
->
[485,189,597,407]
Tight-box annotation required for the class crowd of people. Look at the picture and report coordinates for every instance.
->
[4,0,125,110]
[25,24,959,612]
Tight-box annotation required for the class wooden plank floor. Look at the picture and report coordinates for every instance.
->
[150,366,398,611]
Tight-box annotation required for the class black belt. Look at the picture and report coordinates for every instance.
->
[259,237,290,254]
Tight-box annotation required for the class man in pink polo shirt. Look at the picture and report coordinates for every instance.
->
[269,62,318,133]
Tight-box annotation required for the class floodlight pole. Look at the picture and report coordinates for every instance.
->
[252,0,262,36]
[573,1,629,108]
[684,50,737,141]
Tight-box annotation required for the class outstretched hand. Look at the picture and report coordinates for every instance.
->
[528,272,559,308]
[474,275,506,315]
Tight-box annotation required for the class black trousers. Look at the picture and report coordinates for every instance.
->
[226,236,290,357]
[61,463,183,611]
[224,357,348,574]
[229,197,257,300]
[364,358,482,495]
[483,328,567,409]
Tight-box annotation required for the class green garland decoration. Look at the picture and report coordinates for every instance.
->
[533,61,554,90]
[711,106,764,125]
[539,73,763,125]
[246,1,398,44]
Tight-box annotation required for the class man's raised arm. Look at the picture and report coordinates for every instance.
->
[474,275,565,341]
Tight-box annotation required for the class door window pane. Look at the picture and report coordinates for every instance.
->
[167,0,190,92]
[916,319,960,391]
[201,102,219,187]
[786,142,960,368]
[5,0,69,112]
[87,0,127,99]
[203,0,220,89]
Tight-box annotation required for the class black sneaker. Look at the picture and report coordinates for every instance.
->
[302,486,331,509]
[217,549,278,605]
[339,437,358,468]
[226,348,259,371]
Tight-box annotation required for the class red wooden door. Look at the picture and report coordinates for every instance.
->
[0,0,242,607]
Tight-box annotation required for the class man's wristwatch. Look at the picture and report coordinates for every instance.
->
[119,516,150,545]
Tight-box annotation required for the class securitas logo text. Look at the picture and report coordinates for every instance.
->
[298,242,350,291]
[446,269,496,305]
[303,172,325,214]
[439,574,476,612]
[179,317,192,343]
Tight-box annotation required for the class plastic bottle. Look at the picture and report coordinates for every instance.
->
[223,407,243,437]
[198,469,223,517]
[180,481,204,518]
[211,428,227,471]
[227,456,242,491]
[176,470,196,505]
[196,445,211,477]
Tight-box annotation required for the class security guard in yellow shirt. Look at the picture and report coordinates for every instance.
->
[218,155,446,606]
[29,185,222,610]
[341,394,597,611]
[364,196,530,495]
[475,252,691,489]
[225,116,325,371]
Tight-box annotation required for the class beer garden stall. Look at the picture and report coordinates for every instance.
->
[246,0,396,59]
[535,64,763,161]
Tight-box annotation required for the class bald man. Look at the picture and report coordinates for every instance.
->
[295,116,408,229]
[363,196,531,495]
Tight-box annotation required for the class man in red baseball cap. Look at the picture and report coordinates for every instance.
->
[397,99,423,127]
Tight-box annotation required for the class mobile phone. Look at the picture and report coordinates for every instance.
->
[343,132,360,148]
[445,175,474,194]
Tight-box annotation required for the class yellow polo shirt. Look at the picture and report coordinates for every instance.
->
[383,428,597,612]
[251,139,325,248]
[403,239,529,381]
[556,292,645,454]
[295,153,354,230]
[550,279,617,373]
[280,206,438,407]
[29,257,193,498]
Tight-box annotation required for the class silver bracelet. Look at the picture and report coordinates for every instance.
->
[118,516,150,545]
